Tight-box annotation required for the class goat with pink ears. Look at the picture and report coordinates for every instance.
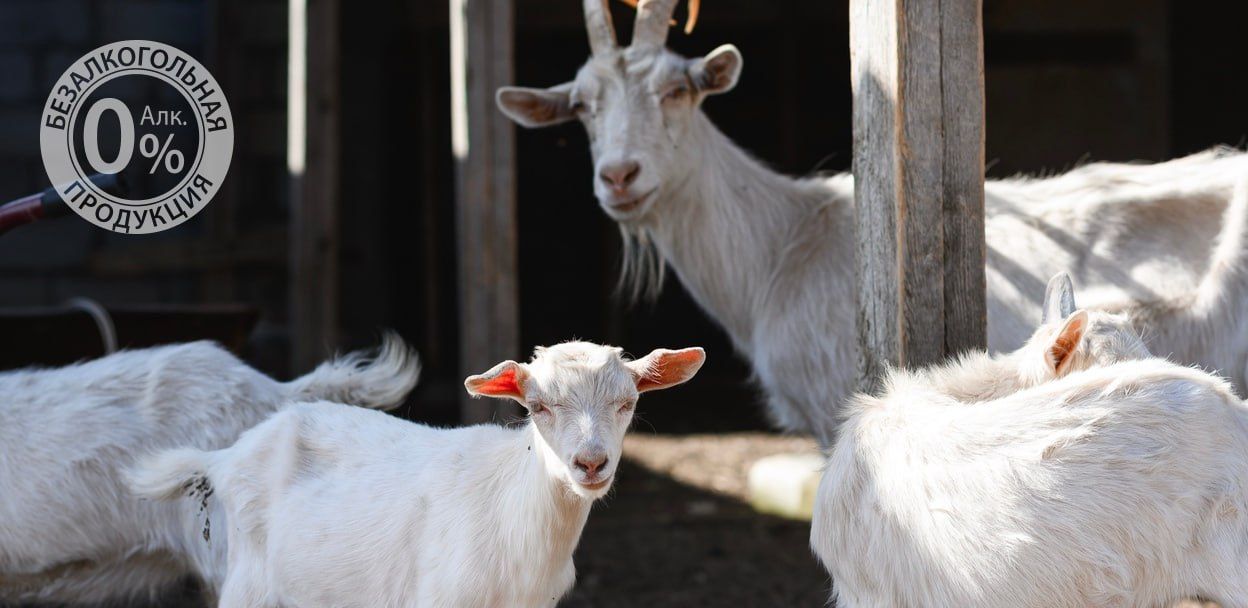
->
[129,341,704,608]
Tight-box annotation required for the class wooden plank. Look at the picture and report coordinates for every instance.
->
[203,0,245,303]
[897,0,948,368]
[289,0,341,373]
[940,0,987,356]
[418,32,447,368]
[850,0,901,389]
[851,0,986,391]
[451,0,521,423]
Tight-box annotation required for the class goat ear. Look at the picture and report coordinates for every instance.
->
[1046,310,1089,376]
[1041,272,1078,325]
[464,361,528,402]
[627,347,706,393]
[495,85,576,128]
[690,45,742,96]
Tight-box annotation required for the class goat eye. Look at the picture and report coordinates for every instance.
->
[618,401,635,413]
[530,403,547,415]
[569,100,586,114]
[662,86,688,102]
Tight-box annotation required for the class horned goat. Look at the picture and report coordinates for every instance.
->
[497,0,1248,442]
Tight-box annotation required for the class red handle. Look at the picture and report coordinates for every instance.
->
[0,194,45,236]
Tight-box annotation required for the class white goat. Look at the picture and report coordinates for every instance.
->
[497,0,1248,442]
[127,341,705,608]
[909,272,1152,406]
[810,351,1248,607]
[808,188,1248,605]
[0,335,419,606]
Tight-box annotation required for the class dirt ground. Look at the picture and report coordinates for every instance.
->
[560,433,828,607]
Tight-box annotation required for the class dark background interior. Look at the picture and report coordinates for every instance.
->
[0,0,1246,431]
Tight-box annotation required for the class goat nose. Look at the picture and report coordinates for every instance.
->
[598,161,640,191]
[574,454,609,476]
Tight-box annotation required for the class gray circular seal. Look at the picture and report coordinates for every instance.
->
[40,40,233,234]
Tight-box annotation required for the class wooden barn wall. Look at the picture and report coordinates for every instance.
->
[0,0,1245,430]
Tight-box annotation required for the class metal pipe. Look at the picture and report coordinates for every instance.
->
[0,173,129,237]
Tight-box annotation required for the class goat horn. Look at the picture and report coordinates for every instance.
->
[618,0,700,35]
[683,0,699,34]
[585,0,618,56]
[630,0,679,51]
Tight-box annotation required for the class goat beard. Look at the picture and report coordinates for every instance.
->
[617,224,666,302]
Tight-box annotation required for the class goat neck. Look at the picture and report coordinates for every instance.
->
[641,112,852,349]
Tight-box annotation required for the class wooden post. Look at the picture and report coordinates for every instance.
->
[203,0,239,304]
[288,0,341,373]
[451,0,521,423]
[851,0,986,390]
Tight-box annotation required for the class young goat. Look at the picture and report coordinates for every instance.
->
[128,342,705,608]
[0,335,419,606]
[910,272,1151,405]
[810,280,1248,606]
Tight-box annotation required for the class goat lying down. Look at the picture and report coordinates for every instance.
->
[811,276,1248,607]
[129,342,705,608]
[904,272,1150,405]
[0,335,419,606]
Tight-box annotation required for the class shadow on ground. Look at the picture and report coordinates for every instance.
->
[560,436,828,607]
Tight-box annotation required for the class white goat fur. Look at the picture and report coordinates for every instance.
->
[811,354,1248,608]
[0,335,419,605]
[905,305,1147,406]
[498,22,1248,442]
[806,193,1248,605]
[128,341,705,608]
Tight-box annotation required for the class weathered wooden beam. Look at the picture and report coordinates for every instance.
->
[289,0,341,373]
[203,0,241,303]
[851,0,986,390]
[451,0,521,423]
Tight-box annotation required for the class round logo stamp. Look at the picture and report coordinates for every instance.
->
[40,40,233,234]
